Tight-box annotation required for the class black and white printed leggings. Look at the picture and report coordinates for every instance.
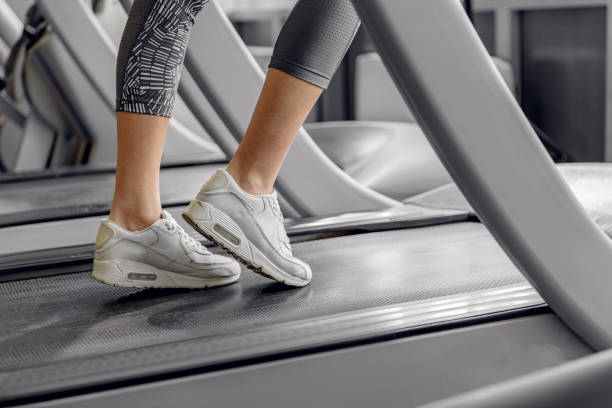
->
[116,0,361,117]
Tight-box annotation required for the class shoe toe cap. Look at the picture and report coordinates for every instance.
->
[210,255,242,277]
[191,253,241,277]
[290,258,312,284]
[223,257,242,277]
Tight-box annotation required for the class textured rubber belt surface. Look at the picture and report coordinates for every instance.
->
[0,223,525,372]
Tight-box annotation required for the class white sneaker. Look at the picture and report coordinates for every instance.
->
[92,211,241,288]
[183,169,312,287]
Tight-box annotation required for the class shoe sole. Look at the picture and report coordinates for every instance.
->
[92,259,239,289]
[183,200,310,287]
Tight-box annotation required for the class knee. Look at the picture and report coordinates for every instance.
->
[269,0,360,89]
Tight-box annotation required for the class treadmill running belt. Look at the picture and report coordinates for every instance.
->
[0,223,534,401]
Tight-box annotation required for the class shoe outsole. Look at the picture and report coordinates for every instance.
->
[92,260,240,289]
[182,210,309,288]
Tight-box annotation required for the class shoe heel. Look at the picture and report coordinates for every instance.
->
[92,259,123,285]
[92,260,167,287]
[184,201,255,265]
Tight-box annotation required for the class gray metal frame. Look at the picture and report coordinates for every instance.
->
[0,0,21,48]
[353,0,612,350]
[0,1,60,172]
[424,347,612,408]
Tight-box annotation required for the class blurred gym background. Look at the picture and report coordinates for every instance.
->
[1,0,609,174]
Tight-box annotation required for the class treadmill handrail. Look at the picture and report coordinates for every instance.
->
[36,0,117,110]
[353,0,612,350]
[0,0,23,49]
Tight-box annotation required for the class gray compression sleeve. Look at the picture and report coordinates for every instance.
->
[116,0,208,117]
[269,0,361,89]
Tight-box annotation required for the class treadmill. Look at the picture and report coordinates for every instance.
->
[2,0,612,407]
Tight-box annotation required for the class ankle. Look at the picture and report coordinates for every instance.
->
[226,166,273,196]
[109,205,162,231]
[236,176,272,196]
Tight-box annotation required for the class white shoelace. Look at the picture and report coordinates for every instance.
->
[270,197,291,251]
[163,212,202,253]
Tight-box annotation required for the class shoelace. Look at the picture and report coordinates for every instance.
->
[163,213,202,253]
[270,197,292,251]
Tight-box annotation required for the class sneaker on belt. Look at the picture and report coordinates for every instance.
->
[92,210,241,288]
[182,169,312,287]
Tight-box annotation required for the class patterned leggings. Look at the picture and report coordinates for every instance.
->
[116,0,360,117]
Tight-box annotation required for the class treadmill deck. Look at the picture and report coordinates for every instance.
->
[0,222,543,403]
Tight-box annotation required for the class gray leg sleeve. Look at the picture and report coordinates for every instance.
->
[116,0,208,117]
[269,0,361,89]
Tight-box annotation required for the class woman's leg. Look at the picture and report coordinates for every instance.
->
[225,68,322,195]
[109,112,168,230]
[186,0,361,286]
[226,0,361,195]
[110,0,207,230]
[94,0,241,289]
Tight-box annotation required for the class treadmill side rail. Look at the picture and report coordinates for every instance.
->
[421,348,612,408]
